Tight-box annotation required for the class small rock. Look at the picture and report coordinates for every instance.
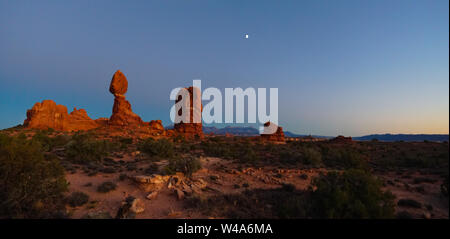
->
[210,175,220,181]
[130,198,145,214]
[146,191,158,200]
[175,189,185,200]
[116,196,144,219]
[422,212,431,219]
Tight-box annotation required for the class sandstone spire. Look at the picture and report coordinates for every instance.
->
[173,86,203,138]
[109,70,143,126]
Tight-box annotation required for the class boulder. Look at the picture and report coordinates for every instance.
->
[146,191,158,200]
[116,196,144,219]
[131,174,170,192]
[109,70,128,96]
[129,198,145,214]
[175,188,185,200]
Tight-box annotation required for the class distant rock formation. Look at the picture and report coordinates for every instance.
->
[109,70,144,126]
[330,135,353,143]
[173,86,203,138]
[23,100,99,131]
[260,122,285,142]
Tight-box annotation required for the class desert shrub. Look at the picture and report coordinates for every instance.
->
[310,169,395,218]
[201,140,234,159]
[119,173,127,181]
[302,147,322,166]
[396,211,414,219]
[82,211,112,219]
[138,138,174,158]
[397,199,422,208]
[164,157,202,177]
[322,148,368,170]
[67,192,89,207]
[441,174,448,197]
[144,163,159,175]
[31,131,71,152]
[97,182,117,193]
[185,186,309,219]
[237,143,260,163]
[110,136,133,151]
[412,177,438,184]
[118,137,133,145]
[0,134,68,218]
[281,183,296,192]
[278,150,301,165]
[65,133,114,163]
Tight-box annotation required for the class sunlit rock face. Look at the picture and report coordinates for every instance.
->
[23,100,99,131]
[260,122,285,142]
[174,86,203,139]
[108,70,143,126]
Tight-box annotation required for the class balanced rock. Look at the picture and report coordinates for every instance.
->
[109,70,128,96]
[108,70,143,126]
[260,122,285,142]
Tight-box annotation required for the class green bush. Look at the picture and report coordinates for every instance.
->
[397,199,422,208]
[201,140,234,159]
[322,148,368,170]
[67,192,89,207]
[302,147,322,166]
[31,131,70,152]
[0,134,68,218]
[238,143,260,163]
[65,133,114,163]
[441,174,449,197]
[97,182,117,193]
[164,157,202,177]
[310,169,395,218]
[138,138,174,158]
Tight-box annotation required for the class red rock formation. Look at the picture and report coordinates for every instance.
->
[148,120,165,135]
[173,86,203,138]
[330,135,353,143]
[23,70,167,134]
[23,100,99,131]
[260,122,285,142]
[109,70,128,96]
[149,120,164,131]
[109,70,144,126]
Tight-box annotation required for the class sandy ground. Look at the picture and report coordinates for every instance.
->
[65,156,326,219]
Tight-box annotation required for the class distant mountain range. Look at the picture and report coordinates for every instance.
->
[352,134,449,142]
[202,126,260,136]
[205,126,449,142]
[164,125,448,142]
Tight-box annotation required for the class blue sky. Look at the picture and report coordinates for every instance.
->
[0,0,448,136]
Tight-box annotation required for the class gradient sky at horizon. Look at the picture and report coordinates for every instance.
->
[0,0,448,136]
